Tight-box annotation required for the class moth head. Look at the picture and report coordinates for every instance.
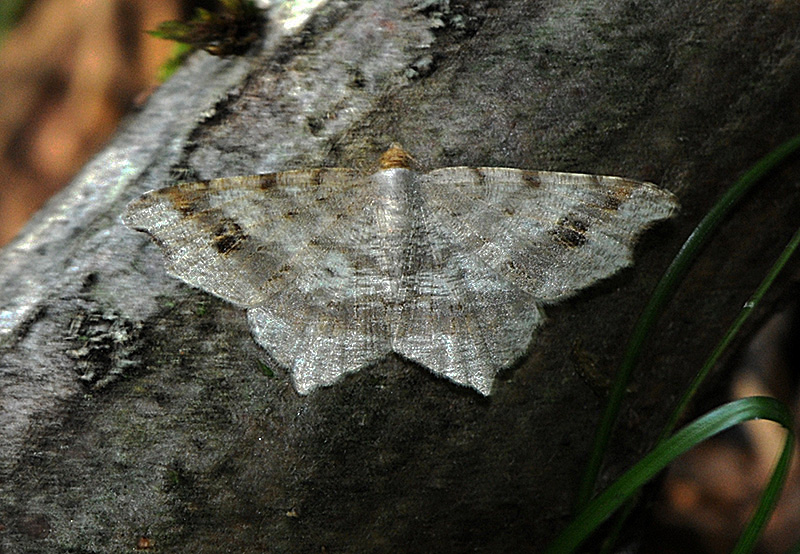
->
[378,143,414,170]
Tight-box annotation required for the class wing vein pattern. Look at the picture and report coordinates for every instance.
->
[122,149,678,395]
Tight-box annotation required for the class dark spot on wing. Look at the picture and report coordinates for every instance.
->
[602,185,632,211]
[521,172,541,188]
[472,168,487,187]
[259,174,278,189]
[550,216,588,248]
[603,194,622,210]
[212,217,247,254]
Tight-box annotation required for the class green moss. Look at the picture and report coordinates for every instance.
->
[149,0,264,57]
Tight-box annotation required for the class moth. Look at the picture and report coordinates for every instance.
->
[122,145,678,395]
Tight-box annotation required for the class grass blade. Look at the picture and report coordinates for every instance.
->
[576,133,800,510]
[597,224,800,553]
[548,397,794,554]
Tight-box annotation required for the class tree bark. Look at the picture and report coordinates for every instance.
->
[2,1,800,552]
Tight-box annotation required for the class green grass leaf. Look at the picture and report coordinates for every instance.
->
[547,397,794,554]
[576,132,800,510]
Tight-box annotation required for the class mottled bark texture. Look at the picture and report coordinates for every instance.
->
[2,1,800,552]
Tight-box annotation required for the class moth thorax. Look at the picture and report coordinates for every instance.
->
[379,143,414,169]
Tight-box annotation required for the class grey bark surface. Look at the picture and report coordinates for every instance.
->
[2,0,800,552]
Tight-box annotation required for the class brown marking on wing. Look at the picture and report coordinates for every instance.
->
[521,171,541,188]
[164,187,208,216]
[550,215,589,248]
[310,168,323,186]
[212,217,248,254]
[258,173,278,189]
[472,167,488,188]
[603,183,634,211]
